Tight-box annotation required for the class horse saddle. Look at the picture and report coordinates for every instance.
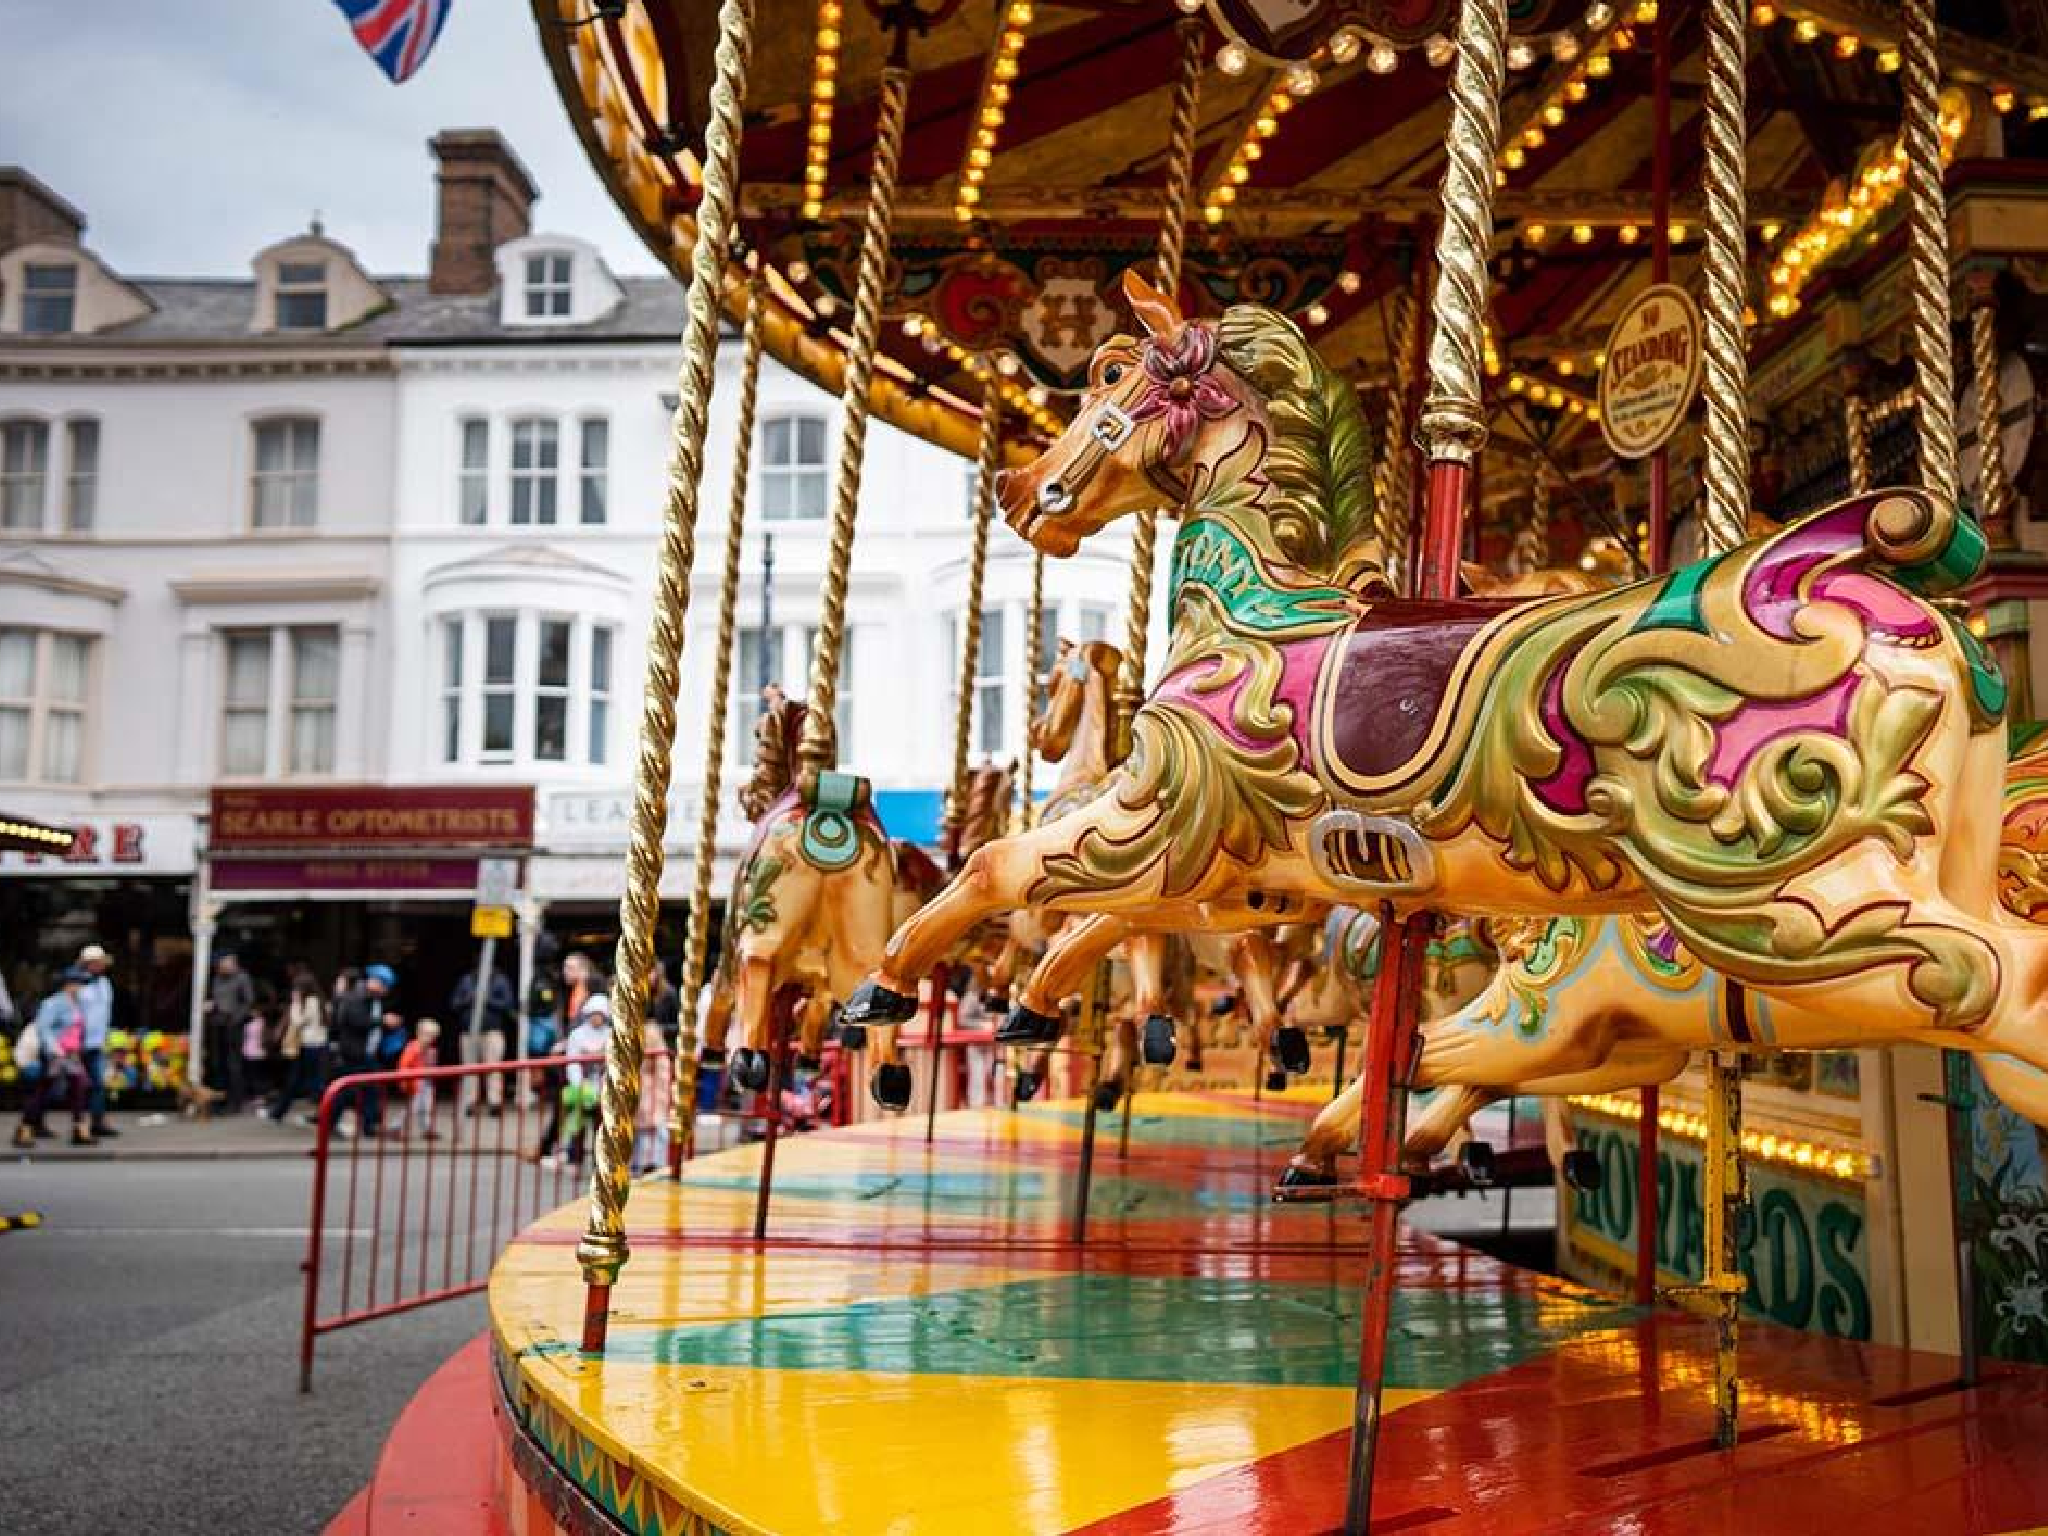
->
[1319,597,1522,785]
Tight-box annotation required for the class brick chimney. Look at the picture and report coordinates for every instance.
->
[427,130,538,295]
[0,168,85,255]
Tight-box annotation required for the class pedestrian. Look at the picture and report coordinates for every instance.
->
[204,952,255,1112]
[328,964,392,1139]
[521,957,562,1111]
[634,1011,671,1174]
[550,994,611,1168]
[450,964,517,1116]
[75,943,119,1140]
[241,1002,273,1108]
[13,968,94,1147]
[398,1019,442,1138]
[268,973,330,1124]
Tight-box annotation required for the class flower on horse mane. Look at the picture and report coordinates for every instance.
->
[1132,324,1234,460]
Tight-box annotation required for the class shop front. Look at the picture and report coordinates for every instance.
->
[197,785,534,1079]
[0,811,202,1101]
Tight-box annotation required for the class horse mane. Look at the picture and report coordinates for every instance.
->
[1216,305,1379,582]
[737,690,808,821]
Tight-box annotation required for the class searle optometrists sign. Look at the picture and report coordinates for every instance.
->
[207,786,533,893]
[1598,283,1703,460]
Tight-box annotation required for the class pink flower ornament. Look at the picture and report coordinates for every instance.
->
[1130,324,1235,460]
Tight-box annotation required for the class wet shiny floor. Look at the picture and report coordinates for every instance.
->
[490,1092,2048,1534]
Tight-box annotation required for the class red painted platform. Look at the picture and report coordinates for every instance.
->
[353,1094,2048,1533]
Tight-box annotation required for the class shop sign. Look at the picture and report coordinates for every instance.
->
[1560,1108,1873,1341]
[1598,284,1703,459]
[0,814,198,877]
[209,785,533,850]
[539,789,690,848]
[210,856,482,893]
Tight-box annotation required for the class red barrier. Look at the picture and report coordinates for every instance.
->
[298,1050,673,1391]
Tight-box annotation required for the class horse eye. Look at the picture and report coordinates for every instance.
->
[1102,362,1124,385]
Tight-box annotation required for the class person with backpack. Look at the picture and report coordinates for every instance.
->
[327,964,392,1138]
[13,968,94,1147]
[450,964,517,1116]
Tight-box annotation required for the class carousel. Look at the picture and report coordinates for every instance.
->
[347,0,2048,1530]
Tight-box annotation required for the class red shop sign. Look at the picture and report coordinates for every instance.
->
[209,857,483,893]
[208,785,534,852]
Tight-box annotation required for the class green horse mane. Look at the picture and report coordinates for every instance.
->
[1215,305,1379,582]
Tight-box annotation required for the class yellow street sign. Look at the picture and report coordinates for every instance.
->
[471,904,515,940]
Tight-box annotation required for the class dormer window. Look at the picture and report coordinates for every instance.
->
[21,264,76,335]
[524,253,572,319]
[275,262,329,330]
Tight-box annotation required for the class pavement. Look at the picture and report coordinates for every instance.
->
[0,1155,484,1536]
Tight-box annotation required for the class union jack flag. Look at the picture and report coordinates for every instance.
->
[332,0,453,84]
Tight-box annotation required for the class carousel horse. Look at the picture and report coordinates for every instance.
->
[846,269,2048,1141]
[711,690,899,1093]
[1282,720,2048,1186]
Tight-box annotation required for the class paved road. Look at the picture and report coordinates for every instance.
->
[0,1154,484,1536]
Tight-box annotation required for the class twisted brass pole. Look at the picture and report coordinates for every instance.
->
[1417,0,1505,467]
[1374,286,1419,571]
[943,382,1004,851]
[1112,16,1204,760]
[1900,0,1957,509]
[1844,388,1872,497]
[1018,549,1045,829]
[1697,0,1749,555]
[578,0,755,1334]
[666,271,767,1175]
[1969,289,2010,541]
[797,62,913,778]
[1512,469,1551,574]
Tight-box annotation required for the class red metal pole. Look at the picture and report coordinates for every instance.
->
[298,1077,340,1392]
[1634,0,1673,1312]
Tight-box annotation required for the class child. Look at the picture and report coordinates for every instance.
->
[241,1008,271,1110]
[553,995,610,1169]
[399,1018,441,1139]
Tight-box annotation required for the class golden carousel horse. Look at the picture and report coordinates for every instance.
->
[707,689,899,1094]
[845,269,2048,1145]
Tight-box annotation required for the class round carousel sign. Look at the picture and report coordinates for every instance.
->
[1597,284,1703,460]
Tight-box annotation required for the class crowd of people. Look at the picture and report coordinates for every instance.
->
[6,938,689,1166]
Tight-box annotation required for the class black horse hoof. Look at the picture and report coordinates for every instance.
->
[871,1062,914,1111]
[1093,1078,1124,1113]
[729,1049,771,1092]
[1458,1140,1497,1185]
[837,1022,868,1051]
[699,1046,728,1068]
[981,990,1010,1013]
[1561,1149,1603,1192]
[1272,1026,1312,1075]
[1140,1014,1178,1066]
[843,980,919,1028]
[1276,1159,1339,1191]
[796,1052,823,1072]
[997,1003,1062,1045]
[1264,1070,1289,1093]
[1014,1070,1043,1103]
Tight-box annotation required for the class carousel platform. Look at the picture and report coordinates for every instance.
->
[361,1091,2048,1535]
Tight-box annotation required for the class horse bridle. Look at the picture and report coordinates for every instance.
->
[1035,391,1140,515]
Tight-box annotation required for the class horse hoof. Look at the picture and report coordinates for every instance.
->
[1014,1071,1043,1103]
[1276,1159,1338,1191]
[699,1047,728,1068]
[837,1022,868,1051]
[1561,1149,1603,1192]
[843,980,919,1028]
[871,1062,914,1111]
[796,1052,823,1072]
[1264,1070,1289,1093]
[997,1004,1062,1045]
[1273,1026,1312,1075]
[1140,1014,1178,1066]
[729,1049,771,1092]
[1093,1078,1124,1113]
[981,990,1009,1013]
[1458,1140,1497,1185]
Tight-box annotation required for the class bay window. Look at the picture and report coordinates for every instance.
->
[0,628,92,783]
[439,611,617,769]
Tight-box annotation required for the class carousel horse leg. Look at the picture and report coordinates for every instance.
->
[848,797,1162,1025]
[1125,931,1177,1066]
[1096,1013,1135,1113]
[1236,931,1304,1078]
[729,951,780,1093]
[1003,911,1128,1044]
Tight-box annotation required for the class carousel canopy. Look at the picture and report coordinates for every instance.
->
[535,0,2048,518]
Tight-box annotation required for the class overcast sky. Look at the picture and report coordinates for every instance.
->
[2,1,664,278]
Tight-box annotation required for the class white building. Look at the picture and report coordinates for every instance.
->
[0,133,1142,1044]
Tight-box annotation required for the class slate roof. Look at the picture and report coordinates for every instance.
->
[38,274,686,348]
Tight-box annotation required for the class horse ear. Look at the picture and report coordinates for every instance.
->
[1122,267,1182,336]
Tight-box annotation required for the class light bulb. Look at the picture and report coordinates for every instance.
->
[1329,27,1363,63]
[1217,40,1250,75]
[1368,43,1399,73]
[1424,33,1455,66]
